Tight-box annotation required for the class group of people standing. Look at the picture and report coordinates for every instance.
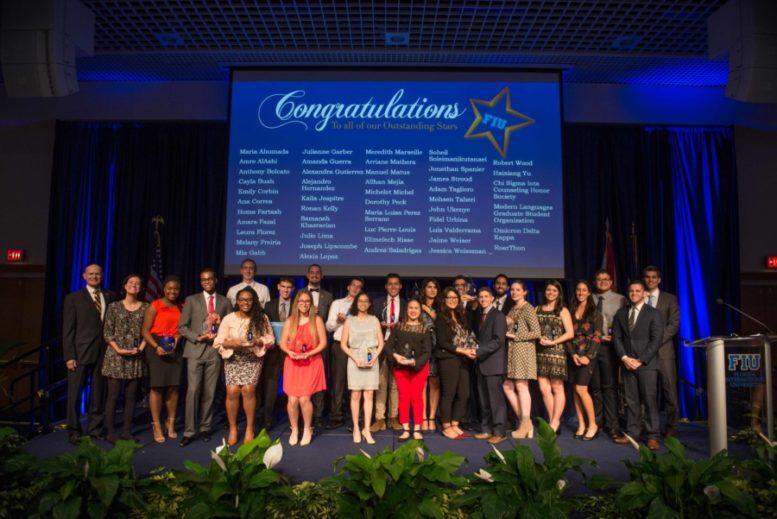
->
[62,260,679,451]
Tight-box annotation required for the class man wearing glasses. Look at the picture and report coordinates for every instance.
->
[591,269,627,440]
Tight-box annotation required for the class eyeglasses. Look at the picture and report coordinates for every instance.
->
[596,277,612,282]
[237,298,253,303]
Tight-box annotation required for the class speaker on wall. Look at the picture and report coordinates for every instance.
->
[1,0,94,98]
[708,0,777,103]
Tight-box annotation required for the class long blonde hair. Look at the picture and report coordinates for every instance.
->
[286,289,319,345]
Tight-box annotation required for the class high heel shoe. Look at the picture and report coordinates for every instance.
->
[353,429,362,444]
[511,417,534,439]
[228,427,239,446]
[582,428,600,441]
[412,430,424,441]
[362,429,375,445]
[300,428,313,446]
[398,430,411,442]
[289,428,299,446]
[166,418,177,439]
[574,429,586,440]
[151,422,165,443]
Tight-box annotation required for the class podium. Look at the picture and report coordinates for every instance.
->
[686,335,774,455]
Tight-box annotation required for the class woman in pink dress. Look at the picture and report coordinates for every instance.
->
[279,289,327,446]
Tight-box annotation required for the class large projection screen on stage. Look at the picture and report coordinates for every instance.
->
[224,69,564,278]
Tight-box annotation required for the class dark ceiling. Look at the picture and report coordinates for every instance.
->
[75,1,729,85]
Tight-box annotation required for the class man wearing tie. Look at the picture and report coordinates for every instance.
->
[226,258,270,307]
[258,277,294,430]
[643,265,681,438]
[472,287,509,444]
[63,264,117,444]
[371,273,406,431]
[178,269,232,446]
[613,280,664,450]
[305,264,333,428]
[325,276,364,429]
[591,269,627,439]
[492,274,514,315]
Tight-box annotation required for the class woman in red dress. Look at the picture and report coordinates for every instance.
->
[279,289,327,446]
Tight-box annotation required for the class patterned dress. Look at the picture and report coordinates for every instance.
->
[214,312,274,386]
[102,301,148,379]
[506,302,541,380]
[566,313,602,386]
[535,307,568,380]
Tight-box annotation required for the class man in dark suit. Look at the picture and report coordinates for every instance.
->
[613,280,664,450]
[178,268,232,446]
[63,263,117,444]
[643,265,681,437]
[492,273,515,315]
[258,277,294,430]
[305,264,333,429]
[472,287,508,445]
[371,273,406,431]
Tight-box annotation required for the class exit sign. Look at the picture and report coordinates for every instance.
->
[6,249,24,262]
[767,256,777,269]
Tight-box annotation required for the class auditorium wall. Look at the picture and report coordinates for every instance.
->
[0,80,775,277]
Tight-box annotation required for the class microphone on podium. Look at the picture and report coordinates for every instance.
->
[716,298,774,334]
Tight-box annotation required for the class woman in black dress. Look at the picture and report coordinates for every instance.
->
[567,280,603,440]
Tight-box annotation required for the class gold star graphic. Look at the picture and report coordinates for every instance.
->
[464,87,535,158]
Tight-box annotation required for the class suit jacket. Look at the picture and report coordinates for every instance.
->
[476,306,507,376]
[264,298,292,322]
[374,295,408,324]
[62,287,117,364]
[179,292,232,359]
[496,295,515,316]
[613,304,664,370]
[310,289,333,320]
[653,291,680,360]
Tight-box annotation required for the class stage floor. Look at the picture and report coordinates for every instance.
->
[25,415,753,489]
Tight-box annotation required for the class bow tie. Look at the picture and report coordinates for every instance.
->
[309,288,319,293]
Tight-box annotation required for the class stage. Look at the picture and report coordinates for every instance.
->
[26,414,753,490]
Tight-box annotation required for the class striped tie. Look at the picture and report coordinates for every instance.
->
[93,289,102,317]
[628,307,636,331]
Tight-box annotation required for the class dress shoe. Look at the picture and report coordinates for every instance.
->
[664,428,677,439]
[199,431,211,442]
[613,435,630,445]
[179,436,196,447]
[487,435,507,445]
[387,417,402,430]
[370,419,386,432]
[474,432,492,440]
[325,420,343,430]
[646,439,660,451]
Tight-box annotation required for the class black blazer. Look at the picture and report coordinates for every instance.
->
[264,298,292,322]
[62,287,117,364]
[475,306,507,376]
[498,296,515,316]
[373,295,407,324]
[612,304,664,370]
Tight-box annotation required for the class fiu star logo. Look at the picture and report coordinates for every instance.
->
[464,87,535,158]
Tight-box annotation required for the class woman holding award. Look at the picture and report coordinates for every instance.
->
[536,280,574,433]
[566,280,603,441]
[141,275,183,443]
[385,299,432,441]
[279,289,327,446]
[420,278,441,432]
[503,280,542,439]
[214,287,275,445]
[102,274,148,443]
[339,292,383,444]
[435,287,477,440]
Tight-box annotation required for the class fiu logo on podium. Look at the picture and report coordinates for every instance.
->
[464,87,535,158]
[727,353,761,371]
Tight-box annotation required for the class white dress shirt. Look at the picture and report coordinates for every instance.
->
[226,280,270,307]
[87,286,106,321]
[326,296,354,340]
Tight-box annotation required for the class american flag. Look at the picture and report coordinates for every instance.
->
[146,215,164,302]
[601,218,617,290]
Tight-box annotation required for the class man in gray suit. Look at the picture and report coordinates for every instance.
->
[63,264,117,444]
[613,280,664,450]
[643,265,681,437]
[472,287,508,445]
[305,263,333,428]
[178,268,232,446]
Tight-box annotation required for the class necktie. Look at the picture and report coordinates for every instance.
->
[628,306,637,331]
[596,296,603,313]
[480,310,487,326]
[208,294,215,314]
[648,294,655,308]
[280,301,288,321]
[93,289,102,317]
[390,297,395,325]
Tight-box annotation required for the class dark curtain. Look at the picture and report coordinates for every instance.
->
[41,121,228,388]
[42,121,738,421]
[563,124,739,418]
